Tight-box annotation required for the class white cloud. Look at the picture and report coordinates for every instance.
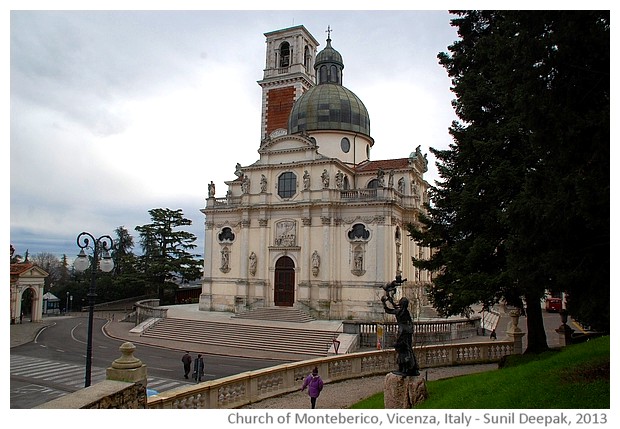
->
[9,9,460,259]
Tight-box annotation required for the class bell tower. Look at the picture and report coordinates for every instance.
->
[258,25,319,140]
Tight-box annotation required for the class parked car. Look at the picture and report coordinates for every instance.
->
[545,297,562,312]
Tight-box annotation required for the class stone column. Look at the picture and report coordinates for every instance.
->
[506,309,526,354]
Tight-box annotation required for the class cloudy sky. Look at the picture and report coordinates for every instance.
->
[9,6,466,261]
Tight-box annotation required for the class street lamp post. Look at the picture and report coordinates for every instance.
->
[73,231,114,388]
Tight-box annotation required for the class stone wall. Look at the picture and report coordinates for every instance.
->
[35,380,146,409]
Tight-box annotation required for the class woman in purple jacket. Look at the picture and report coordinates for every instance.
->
[301,366,324,409]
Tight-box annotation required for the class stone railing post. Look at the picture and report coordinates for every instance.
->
[106,342,148,387]
[555,309,574,347]
[506,310,525,354]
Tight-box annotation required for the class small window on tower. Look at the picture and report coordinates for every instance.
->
[280,42,290,68]
[319,65,328,83]
[304,46,311,70]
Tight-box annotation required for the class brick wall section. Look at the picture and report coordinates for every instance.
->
[266,86,296,136]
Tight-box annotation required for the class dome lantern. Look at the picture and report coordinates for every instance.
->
[288,28,370,138]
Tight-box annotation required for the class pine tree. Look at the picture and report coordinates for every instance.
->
[409,11,609,352]
[136,208,202,302]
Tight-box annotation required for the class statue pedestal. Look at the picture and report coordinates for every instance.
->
[383,372,428,408]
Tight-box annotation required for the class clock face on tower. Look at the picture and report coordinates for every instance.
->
[341,137,350,153]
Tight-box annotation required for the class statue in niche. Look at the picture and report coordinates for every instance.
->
[354,252,363,271]
[303,170,311,190]
[321,169,330,188]
[241,175,250,194]
[381,275,420,377]
[311,250,320,277]
[220,247,230,273]
[208,181,215,198]
[249,251,257,276]
[260,174,268,193]
[398,177,405,194]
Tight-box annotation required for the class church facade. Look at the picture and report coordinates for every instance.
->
[200,25,432,321]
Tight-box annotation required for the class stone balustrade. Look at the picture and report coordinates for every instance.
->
[147,339,515,409]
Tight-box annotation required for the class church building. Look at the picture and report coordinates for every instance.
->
[200,25,432,321]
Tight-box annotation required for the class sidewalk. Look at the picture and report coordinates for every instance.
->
[10,319,55,348]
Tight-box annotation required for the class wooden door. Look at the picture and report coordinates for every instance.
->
[274,256,295,306]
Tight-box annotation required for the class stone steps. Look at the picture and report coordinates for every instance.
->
[232,306,315,323]
[140,317,338,358]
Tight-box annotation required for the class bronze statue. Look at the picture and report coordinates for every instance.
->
[381,275,420,376]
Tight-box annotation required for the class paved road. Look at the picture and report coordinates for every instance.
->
[9,314,289,409]
[10,354,192,409]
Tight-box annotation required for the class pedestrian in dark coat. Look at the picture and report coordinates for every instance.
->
[193,354,205,382]
[301,366,324,409]
[182,351,192,379]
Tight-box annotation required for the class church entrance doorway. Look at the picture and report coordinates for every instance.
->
[274,256,295,306]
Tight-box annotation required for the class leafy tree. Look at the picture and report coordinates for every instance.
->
[31,252,62,292]
[409,11,609,352]
[135,208,202,302]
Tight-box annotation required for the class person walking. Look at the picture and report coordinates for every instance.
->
[301,366,323,409]
[193,354,205,382]
[181,351,192,379]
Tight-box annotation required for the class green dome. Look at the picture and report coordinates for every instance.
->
[288,84,371,137]
[288,36,370,137]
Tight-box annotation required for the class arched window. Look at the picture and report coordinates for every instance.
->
[279,42,290,68]
[330,65,340,83]
[278,172,297,198]
[304,46,311,71]
[319,65,328,83]
[367,179,380,189]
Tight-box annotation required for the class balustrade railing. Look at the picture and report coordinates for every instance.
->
[147,340,513,409]
[346,317,480,348]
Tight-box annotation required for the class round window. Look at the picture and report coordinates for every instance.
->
[341,137,351,153]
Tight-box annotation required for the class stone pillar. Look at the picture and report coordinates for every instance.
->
[106,342,147,388]
[506,309,526,354]
[555,310,574,346]
[384,373,428,408]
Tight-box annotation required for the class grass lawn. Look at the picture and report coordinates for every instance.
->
[351,336,609,409]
